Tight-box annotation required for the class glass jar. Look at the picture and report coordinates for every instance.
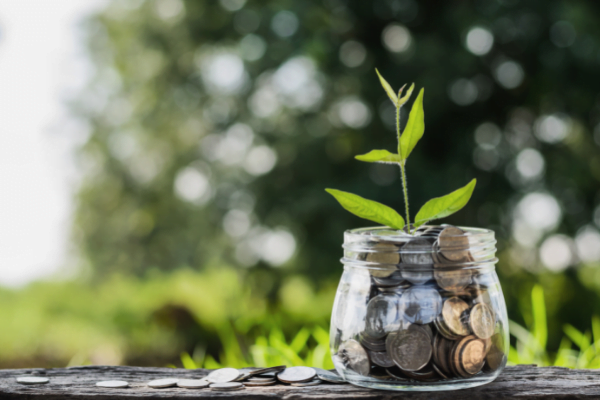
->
[330,226,508,391]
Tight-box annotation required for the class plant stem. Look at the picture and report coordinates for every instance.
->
[396,104,410,232]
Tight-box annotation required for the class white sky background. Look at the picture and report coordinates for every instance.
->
[0,0,105,287]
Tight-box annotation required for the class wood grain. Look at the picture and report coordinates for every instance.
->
[1,365,599,399]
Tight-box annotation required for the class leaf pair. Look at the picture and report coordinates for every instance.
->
[326,178,476,230]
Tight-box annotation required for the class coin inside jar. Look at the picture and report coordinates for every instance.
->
[365,293,402,339]
[365,242,400,277]
[338,339,370,376]
[399,285,442,324]
[438,227,471,263]
[369,350,395,368]
[469,303,495,339]
[459,337,486,375]
[441,296,471,336]
[388,325,432,372]
[400,238,434,285]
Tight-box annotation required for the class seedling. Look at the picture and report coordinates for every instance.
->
[326,69,476,234]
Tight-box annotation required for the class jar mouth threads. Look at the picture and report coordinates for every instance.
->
[342,225,498,272]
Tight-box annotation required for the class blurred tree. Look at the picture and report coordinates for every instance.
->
[73,0,600,348]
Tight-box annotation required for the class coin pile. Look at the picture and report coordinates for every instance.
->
[336,225,506,382]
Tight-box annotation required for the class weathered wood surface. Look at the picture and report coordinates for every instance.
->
[1,365,599,399]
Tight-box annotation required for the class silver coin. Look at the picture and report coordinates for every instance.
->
[401,238,434,265]
[206,368,241,383]
[16,376,49,385]
[291,379,323,387]
[177,379,210,388]
[148,378,179,388]
[365,293,402,339]
[313,368,346,384]
[233,371,252,382]
[369,350,395,368]
[399,285,442,324]
[209,382,245,391]
[247,376,277,382]
[96,380,129,388]
[339,339,370,376]
[249,365,286,376]
[276,366,316,383]
[244,380,276,386]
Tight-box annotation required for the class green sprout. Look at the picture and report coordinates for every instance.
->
[326,69,476,233]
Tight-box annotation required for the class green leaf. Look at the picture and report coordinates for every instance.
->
[375,69,398,106]
[325,189,405,230]
[398,83,415,107]
[355,149,402,164]
[399,88,425,161]
[413,179,476,227]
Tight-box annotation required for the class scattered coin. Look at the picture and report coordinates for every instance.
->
[338,339,370,376]
[314,368,346,384]
[277,366,316,383]
[148,378,179,388]
[16,376,49,385]
[247,376,277,383]
[206,368,241,383]
[249,365,286,376]
[177,379,210,388]
[291,379,323,387]
[209,382,245,391]
[96,380,129,388]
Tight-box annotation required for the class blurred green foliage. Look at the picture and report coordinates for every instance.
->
[7,0,600,367]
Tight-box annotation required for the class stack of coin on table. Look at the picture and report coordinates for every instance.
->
[141,366,346,391]
[335,225,506,383]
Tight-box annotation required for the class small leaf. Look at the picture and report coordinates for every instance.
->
[326,189,405,230]
[413,179,476,227]
[375,69,398,106]
[399,88,425,161]
[398,83,415,107]
[355,149,402,164]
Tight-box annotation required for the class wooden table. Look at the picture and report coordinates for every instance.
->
[1,365,599,399]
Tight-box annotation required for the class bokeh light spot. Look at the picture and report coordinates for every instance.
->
[244,145,278,176]
[534,114,570,143]
[465,27,494,56]
[516,148,545,179]
[448,78,478,106]
[575,226,600,263]
[550,21,576,48]
[539,234,574,271]
[339,40,367,68]
[271,11,299,38]
[382,24,412,53]
[494,60,524,89]
[174,166,211,205]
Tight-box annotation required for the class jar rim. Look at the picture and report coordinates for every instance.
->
[344,225,495,242]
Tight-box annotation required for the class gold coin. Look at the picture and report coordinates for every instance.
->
[459,337,486,375]
[438,227,471,263]
[365,243,400,277]
[469,303,495,339]
[435,268,472,292]
[441,297,471,336]
[433,317,461,340]
[451,336,476,378]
